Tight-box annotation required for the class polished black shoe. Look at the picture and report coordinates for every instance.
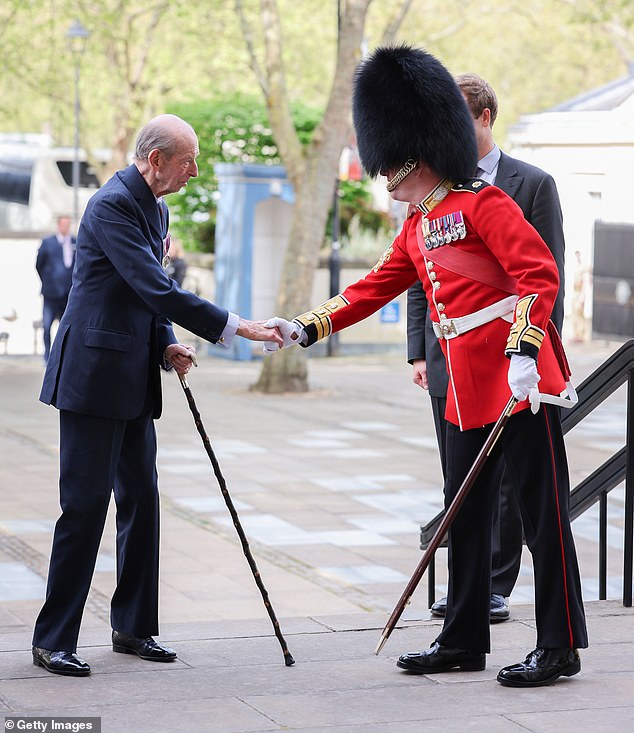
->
[497,647,581,687]
[397,641,485,674]
[430,593,510,623]
[429,596,448,617]
[489,594,511,622]
[112,630,176,662]
[32,646,90,677]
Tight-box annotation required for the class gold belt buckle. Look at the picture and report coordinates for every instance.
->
[440,320,457,337]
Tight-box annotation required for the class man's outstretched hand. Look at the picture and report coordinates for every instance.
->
[237,318,284,347]
[262,317,304,353]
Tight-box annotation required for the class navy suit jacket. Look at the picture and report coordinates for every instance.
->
[36,234,76,300]
[407,151,566,397]
[40,164,229,421]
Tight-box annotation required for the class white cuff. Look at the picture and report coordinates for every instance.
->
[217,312,239,348]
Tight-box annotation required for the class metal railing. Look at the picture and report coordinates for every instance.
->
[420,338,634,608]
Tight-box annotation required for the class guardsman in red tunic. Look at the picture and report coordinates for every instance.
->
[267,45,587,687]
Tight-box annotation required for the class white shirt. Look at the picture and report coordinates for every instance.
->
[476,144,501,184]
[56,234,75,269]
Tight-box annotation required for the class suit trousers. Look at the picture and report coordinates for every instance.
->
[490,459,524,596]
[429,394,523,596]
[32,408,160,652]
[436,405,588,654]
[42,297,68,362]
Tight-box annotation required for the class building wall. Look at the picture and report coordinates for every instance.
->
[507,94,634,332]
[0,236,407,358]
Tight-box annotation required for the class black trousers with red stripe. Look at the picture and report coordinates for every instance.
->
[436,404,588,654]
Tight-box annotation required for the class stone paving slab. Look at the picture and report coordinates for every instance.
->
[1,340,633,732]
[1,602,633,732]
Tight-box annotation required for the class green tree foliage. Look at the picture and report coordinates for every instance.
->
[165,96,322,251]
[369,0,634,146]
[166,96,389,253]
[328,179,393,244]
[2,1,632,162]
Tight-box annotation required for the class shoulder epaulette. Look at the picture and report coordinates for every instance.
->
[452,179,490,194]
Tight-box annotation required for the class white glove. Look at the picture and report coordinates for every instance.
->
[507,354,540,402]
[262,317,304,353]
[529,386,541,414]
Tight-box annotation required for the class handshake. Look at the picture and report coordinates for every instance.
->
[263,317,305,353]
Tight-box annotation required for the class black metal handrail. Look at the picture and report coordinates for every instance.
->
[420,338,634,608]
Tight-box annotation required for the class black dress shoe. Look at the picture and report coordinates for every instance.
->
[112,630,177,662]
[430,594,510,623]
[497,647,581,687]
[397,641,485,674]
[489,593,510,622]
[429,596,448,617]
[32,647,90,677]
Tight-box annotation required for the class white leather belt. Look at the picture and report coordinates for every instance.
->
[432,295,518,340]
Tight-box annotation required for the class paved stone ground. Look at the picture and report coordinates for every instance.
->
[0,337,632,732]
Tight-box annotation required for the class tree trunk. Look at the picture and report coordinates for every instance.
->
[249,0,371,393]
[251,163,336,392]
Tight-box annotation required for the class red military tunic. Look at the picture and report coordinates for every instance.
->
[296,180,568,430]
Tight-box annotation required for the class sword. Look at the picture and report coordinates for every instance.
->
[375,395,518,655]
[176,354,295,666]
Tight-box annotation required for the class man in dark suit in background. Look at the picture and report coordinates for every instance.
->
[407,73,565,622]
[32,114,282,677]
[35,215,76,362]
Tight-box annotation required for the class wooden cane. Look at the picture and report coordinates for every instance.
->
[176,357,295,666]
[374,395,518,655]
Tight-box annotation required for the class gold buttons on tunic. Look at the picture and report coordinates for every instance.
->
[437,303,445,312]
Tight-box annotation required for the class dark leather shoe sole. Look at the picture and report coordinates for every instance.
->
[32,651,90,677]
[112,642,176,662]
[497,659,581,687]
[397,656,485,674]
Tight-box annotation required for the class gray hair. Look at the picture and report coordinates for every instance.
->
[134,114,196,160]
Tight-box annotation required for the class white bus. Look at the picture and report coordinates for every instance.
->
[0,134,101,232]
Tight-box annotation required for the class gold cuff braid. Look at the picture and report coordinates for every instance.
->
[505,294,545,358]
[294,295,349,346]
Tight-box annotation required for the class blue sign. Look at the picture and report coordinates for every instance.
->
[380,301,400,323]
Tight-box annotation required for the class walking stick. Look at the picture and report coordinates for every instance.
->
[374,395,518,655]
[176,360,295,666]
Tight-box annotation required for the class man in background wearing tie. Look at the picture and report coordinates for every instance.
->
[36,215,76,362]
[407,73,566,623]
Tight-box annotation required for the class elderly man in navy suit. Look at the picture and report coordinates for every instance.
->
[32,114,282,677]
[35,215,76,362]
[407,73,566,623]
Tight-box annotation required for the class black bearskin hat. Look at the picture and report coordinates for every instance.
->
[352,45,477,181]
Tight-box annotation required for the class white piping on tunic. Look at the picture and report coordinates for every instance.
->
[446,340,464,431]
[425,253,465,431]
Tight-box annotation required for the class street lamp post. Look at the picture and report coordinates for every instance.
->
[327,145,362,357]
[66,19,90,231]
